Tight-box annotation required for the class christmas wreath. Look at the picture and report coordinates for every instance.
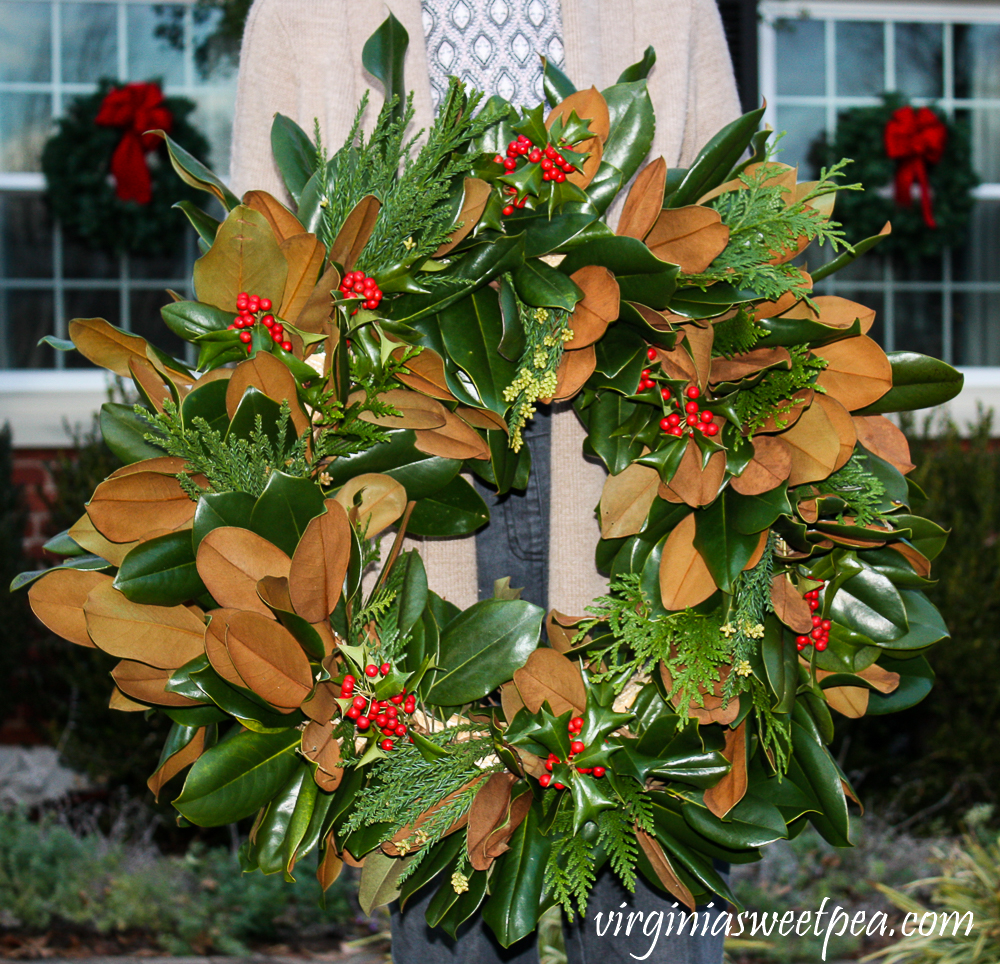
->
[41,79,212,258]
[17,16,964,945]
[810,94,978,261]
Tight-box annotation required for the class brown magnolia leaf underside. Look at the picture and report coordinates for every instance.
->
[512,648,586,717]
[333,474,407,538]
[204,608,250,688]
[197,527,292,616]
[435,178,492,256]
[814,335,892,412]
[853,415,915,474]
[466,772,516,871]
[68,512,137,566]
[225,610,313,711]
[659,512,718,610]
[545,610,586,655]
[550,345,596,401]
[779,398,844,486]
[564,266,620,349]
[660,440,726,507]
[87,472,197,544]
[413,409,490,460]
[293,263,341,333]
[111,659,202,707]
[599,459,660,540]
[288,500,352,623]
[28,568,113,647]
[327,195,380,271]
[636,829,695,910]
[279,232,327,323]
[350,388,448,429]
[225,350,310,434]
[242,190,306,242]
[301,719,343,782]
[616,157,668,241]
[703,721,747,818]
[730,435,792,496]
[147,725,206,801]
[709,347,791,385]
[770,574,813,634]
[644,206,730,274]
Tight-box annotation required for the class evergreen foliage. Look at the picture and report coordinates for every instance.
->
[733,345,828,435]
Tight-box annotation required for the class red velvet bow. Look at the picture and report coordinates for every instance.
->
[883,105,947,229]
[94,83,173,205]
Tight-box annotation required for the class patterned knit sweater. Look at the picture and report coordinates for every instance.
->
[228,0,740,616]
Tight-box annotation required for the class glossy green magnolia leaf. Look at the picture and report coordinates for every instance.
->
[811,227,891,282]
[39,335,76,352]
[683,792,788,849]
[865,655,934,714]
[617,46,656,83]
[577,392,643,475]
[362,12,408,122]
[181,379,230,436]
[225,386,295,451]
[154,130,239,210]
[693,495,766,594]
[729,486,792,535]
[664,105,765,208]
[787,721,851,847]
[829,567,909,641]
[600,80,655,189]
[559,236,679,309]
[855,352,964,415]
[407,475,489,537]
[427,599,543,706]
[173,727,301,826]
[512,259,583,311]
[505,211,598,258]
[761,616,798,714]
[100,402,164,464]
[192,491,256,550]
[875,590,950,651]
[427,865,489,934]
[43,529,85,557]
[270,113,317,204]
[164,704,228,727]
[173,200,220,246]
[249,471,326,557]
[542,55,576,103]
[399,833,466,907]
[10,554,110,592]
[890,514,949,561]
[481,806,551,947]
[755,315,862,349]
[114,530,202,606]
[255,763,316,878]
[591,324,647,389]
[161,301,234,342]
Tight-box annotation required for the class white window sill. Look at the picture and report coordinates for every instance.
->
[1,368,999,449]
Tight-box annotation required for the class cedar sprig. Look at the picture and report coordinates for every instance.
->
[814,452,888,527]
[733,345,828,435]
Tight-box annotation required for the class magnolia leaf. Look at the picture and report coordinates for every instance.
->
[547,86,611,142]
[703,721,747,818]
[68,318,158,381]
[333,474,407,538]
[512,648,586,716]
[467,773,518,872]
[279,233,326,322]
[823,684,870,718]
[204,608,250,688]
[551,346,597,401]
[753,388,813,435]
[147,725,207,801]
[328,195,380,271]
[68,512,136,566]
[393,347,460,402]
[128,357,171,412]
[771,574,813,634]
[644,206,730,274]
[651,342,697,382]
[853,416,915,474]
[616,157,667,241]
[225,351,310,435]
[730,436,792,496]
[413,409,490,461]
[225,610,314,710]
[349,388,448,429]
[110,687,148,711]
[301,679,340,723]
[317,833,344,890]
[659,440,726,508]
[599,460,660,539]
[242,189,306,242]
[659,513,718,610]
[564,266,619,349]
[28,569,112,647]
[545,610,587,655]
[111,659,203,707]
[709,347,791,385]
[889,542,932,579]
[779,399,844,486]
[83,582,205,669]
[301,720,343,783]
[87,465,197,544]
[779,295,875,334]
[193,205,288,312]
[635,829,695,910]
[816,394,857,471]
[288,500,352,623]
[293,263,340,333]
[196,526,292,616]
[660,662,739,726]
[500,681,526,723]
[814,335,892,411]
[455,405,508,434]
[382,780,481,857]
[435,178,493,256]
[682,324,714,390]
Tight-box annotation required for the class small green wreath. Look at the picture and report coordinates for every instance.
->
[810,94,978,260]
[42,79,212,258]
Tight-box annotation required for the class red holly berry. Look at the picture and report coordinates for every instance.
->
[380,739,394,751]
[553,170,566,183]
[686,414,699,427]
[544,145,557,159]
[364,664,379,678]
[685,385,700,399]
[685,401,699,414]
[670,426,684,436]
[356,716,370,730]
[539,773,552,787]
[796,635,811,647]
[570,740,585,755]
[811,627,823,639]
[647,347,658,361]
[528,149,542,163]
[346,706,360,720]
[704,423,719,436]
[666,413,682,427]
[374,713,388,728]
[503,205,515,216]
[493,154,504,165]
[545,758,555,772]
[699,411,714,423]
[808,599,820,611]
[281,341,293,352]
[821,619,832,630]
[815,639,828,652]
[812,615,822,626]
[503,158,517,172]
[591,767,606,778]
[259,297,272,311]
[659,417,673,432]
[553,782,566,790]
[380,662,391,676]
[661,387,672,401]
[239,332,252,344]
[570,716,584,731]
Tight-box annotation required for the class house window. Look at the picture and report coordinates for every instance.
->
[0,0,237,373]
[759,1,1000,369]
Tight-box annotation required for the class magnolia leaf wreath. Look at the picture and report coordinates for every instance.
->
[809,94,978,261]
[42,79,211,257]
[17,16,963,945]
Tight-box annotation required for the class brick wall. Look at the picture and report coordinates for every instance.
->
[13,447,65,560]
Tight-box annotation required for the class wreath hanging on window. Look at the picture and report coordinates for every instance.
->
[42,79,212,258]
[809,94,979,261]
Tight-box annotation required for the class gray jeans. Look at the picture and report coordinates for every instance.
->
[390,866,728,964]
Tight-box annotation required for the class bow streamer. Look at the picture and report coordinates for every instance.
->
[883,105,947,229]
[95,83,173,205]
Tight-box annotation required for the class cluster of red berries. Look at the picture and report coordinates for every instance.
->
[338,663,416,752]
[796,582,831,652]
[227,292,292,352]
[638,348,721,439]
[537,716,606,789]
[494,135,577,217]
[337,272,384,314]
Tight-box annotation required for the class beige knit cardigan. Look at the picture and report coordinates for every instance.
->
[228,0,740,615]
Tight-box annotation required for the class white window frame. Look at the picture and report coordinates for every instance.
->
[759,0,1000,429]
[0,0,234,446]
